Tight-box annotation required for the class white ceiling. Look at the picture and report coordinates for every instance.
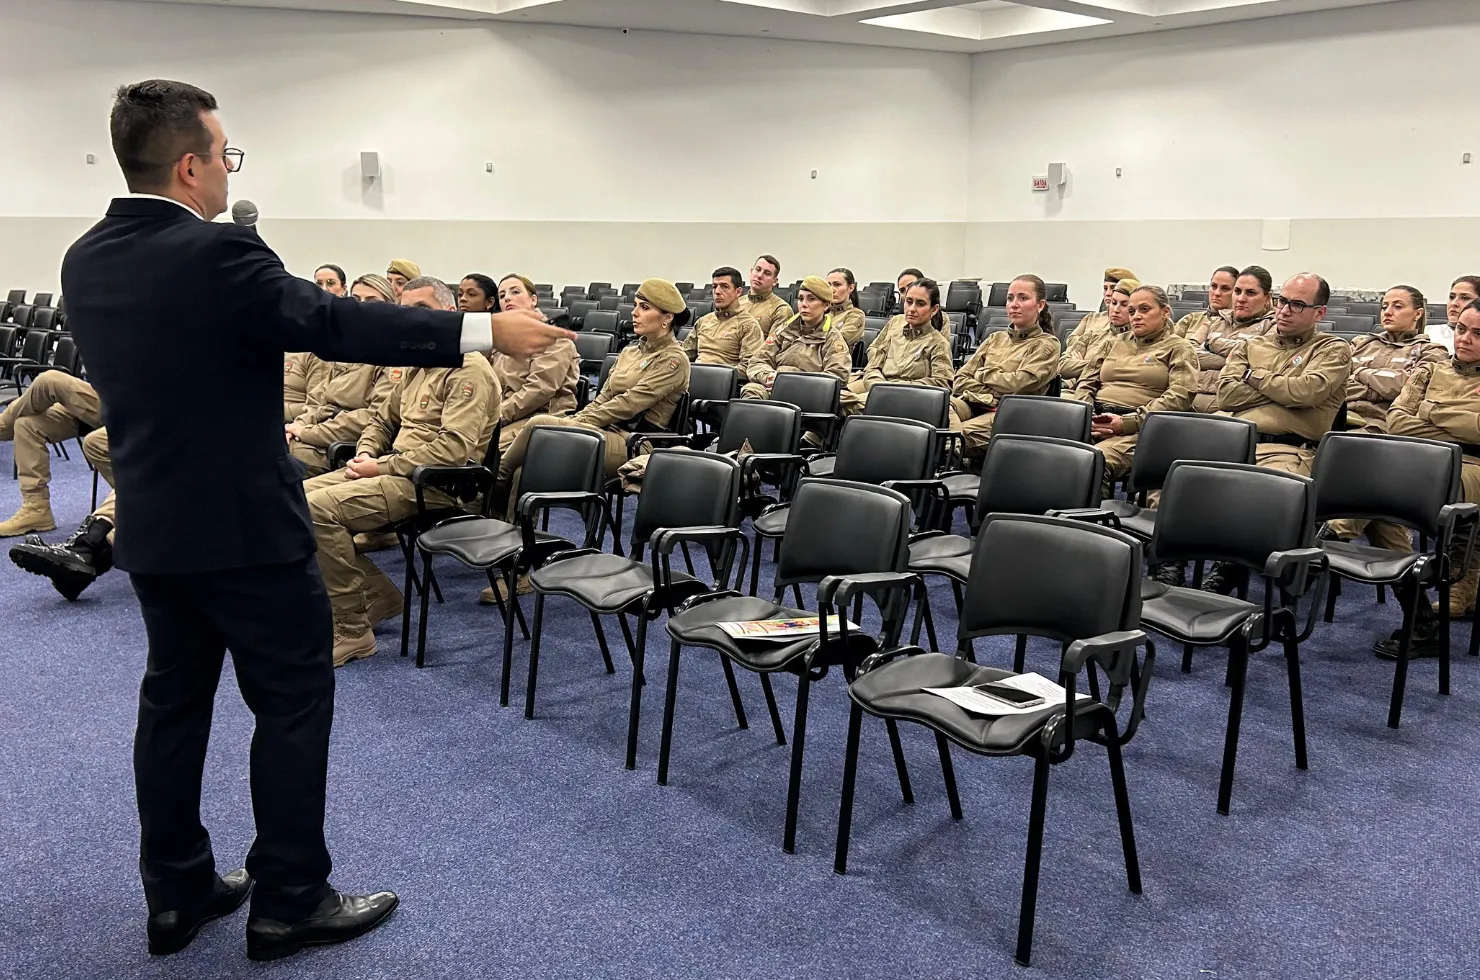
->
[123,0,1414,53]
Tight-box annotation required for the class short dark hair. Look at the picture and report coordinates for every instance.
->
[712,267,744,289]
[110,79,219,192]
[1213,265,1240,281]
[315,264,347,288]
[461,273,500,309]
[755,254,780,277]
[1311,275,1331,306]
[897,268,924,282]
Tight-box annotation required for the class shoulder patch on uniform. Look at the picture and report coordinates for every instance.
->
[666,357,682,371]
[389,368,404,382]
[460,381,475,398]
[420,393,431,409]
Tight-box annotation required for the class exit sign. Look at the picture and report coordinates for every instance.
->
[1032,176,1049,191]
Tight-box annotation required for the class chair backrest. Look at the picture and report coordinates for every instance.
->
[1180,289,1208,304]
[0,325,17,359]
[961,514,1141,646]
[534,283,554,297]
[566,299,598,328]
[543,307,570,328]
[587,281,612,298]
[975,434,1103,520]
[32,292,53,308]
[517,425,607,498]
[992,395,1092,442]
[18,328,55,363]
[560,286,586,307]
[715,399,801,455]
[595,352,620,393]
[987,282,1009,307]
[8,304,33,328]
[575,331,616,373]
[688,300,714,322]
[5,290,23,307]
[861,382,949,428]
[775,285,797,307]
[584,310,620,335]
[1311,431,1460,538]
[621,283,640,299]
[776,479,911,587]
[769,372,841,416]
[674,282,695,296]
[1044,282,1068,303]
[52,335,81,375]
[1330,315,1376,334]
[632,451,742,554]
[688,363,738,405]
[1150,461,1315,571]
[944,281,980,313]
[598,294,620,311]
[1127,412,1258,494]
[831,416,936,485]
[1343,302,1380,316]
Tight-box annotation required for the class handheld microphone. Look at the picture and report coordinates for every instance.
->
[231,200,259,228]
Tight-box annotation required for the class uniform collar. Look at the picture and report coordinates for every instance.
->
[1234,307,1273,327]
[1272,326,1317,348]
[1453,357,1480,376]
[1108,320,1130,336]
[794,314,829,337]
[714,299,741,319]
[748,288,775,303]
[1130,325,1169,346]
[638,333,679,353]
[1008,323,1042,341]
[1377,328,1422,344]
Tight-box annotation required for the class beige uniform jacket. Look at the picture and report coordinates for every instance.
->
[490,339,580,425]
[1188,310,1275,407]
[828,304,868,348]
[738,290,793,339]
[951,326,1061,414]
[575,335,690,431]
[1059,311,1114,381]
[747,314,853,386]
[1386,358,1480,445]
[356,353,500,477]
[857,318,955,389]
[683,305,765,379]
[291,362,399,450]
[284,352,330,423]
[1216,328,1353,442]
[1068,327,1198,435]
[1345,330,1449,429]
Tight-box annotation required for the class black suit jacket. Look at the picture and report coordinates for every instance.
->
[62,197,466,575]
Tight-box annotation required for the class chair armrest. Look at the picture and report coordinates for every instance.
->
[409,462,492,514]
[935,429,964,471]
[631,432,691,454]
[741,452,807,500]
[14,363,67,382]
[651,525,751,592]
[818,571,921,644]
[675,588,745,614]
[881,479,951,533]
[327,441,357,469]
[855,644,929,677]
[1263,547,1325,595]
[1047,507,1122,528]
[517,490,608,519]
[800,452,836,475]
[1049,629,1154,758]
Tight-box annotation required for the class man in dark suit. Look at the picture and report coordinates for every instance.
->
[56,79,575,962]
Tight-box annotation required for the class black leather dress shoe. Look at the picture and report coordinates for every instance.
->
[147,869,253,956]
[246,890,399,961]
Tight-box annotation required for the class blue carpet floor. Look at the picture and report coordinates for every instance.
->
[1,440,1477,979]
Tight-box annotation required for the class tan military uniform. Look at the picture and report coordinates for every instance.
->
[0,372,102,499]
[1217,327,1353,476]
[498,334,690,509]
[739,289,793,339]
[284,352,330,423]
[304,353,500,635]
[840,317,954,414]
[1187,310,1275,413]
[82,427,117,528]
[1174,309,1214,339]
[1344,330,1448,430]
[1068,326,1199,482]
[1059,311,1113,383]
[828,303,867,348]
[288,362,397,477]
[490,338,581,450]
[949,325,1061,456]
[741,314,852,399]
[682,305,764,380]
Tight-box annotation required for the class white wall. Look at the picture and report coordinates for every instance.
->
[967,0,1480,305]
[0,0,970,291]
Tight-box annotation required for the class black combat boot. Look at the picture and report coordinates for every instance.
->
[1200,561,1248,596]
[1148,562,1185,587]
[8,515,114,601]
[1374,583,1441,660]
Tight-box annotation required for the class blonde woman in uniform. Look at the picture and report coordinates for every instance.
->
[826,267,867,348]
[1174,265,1238,338]
[1428,275,1480,354]
[1059,266,1136,383]
[1186,265,1277,412]
[740,276,852,399]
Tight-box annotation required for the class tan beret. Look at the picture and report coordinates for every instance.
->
[636,278,686,315]
[799,275,833,305]
[1112,278,1142,295]
[1104,267,1136,283]
[387,259,421,279]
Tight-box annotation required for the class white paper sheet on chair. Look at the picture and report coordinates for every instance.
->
[923,672,1089,716]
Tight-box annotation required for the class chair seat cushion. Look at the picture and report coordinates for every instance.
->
[1321,540,1419,584]
[1103,499,1156,540]
[909,534,972,579]
[806,456,837,478]
[417,517,566,567]
[531,553,699,612]
[668,595,872,672]
[941,473,979,502]
[849,653,1108,754]
[1140,580,1258,644]
[753,507,790,537]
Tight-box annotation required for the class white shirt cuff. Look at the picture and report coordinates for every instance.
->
[459,313,493,354]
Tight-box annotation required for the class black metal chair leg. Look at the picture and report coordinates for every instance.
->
[910,584,927,646]
[624,611,650,770]
[782,669,812,854]
[720,656,748,729]
[1086,666,1103,704]
[592,612,616,674]
[1439,581,1451,697]
[935,732,962,820]
[833,702,865,875]
[657,640,682,785]
[949,578,965,617]
[427,564,444,604]
[1283,636,1309,770]
[500,568,518,707]
[1013,634,1028,673]
[524,593,547,719]
[1014,754,1051,967]
[1376,583,1386,604]
[919,583,939,652]
[1105,733,1141,893]
[414,552,433,668]
[884,719,914,805]
[1181,644,1194,673]
[759,673,786,745]
[749,530,764,597]
[616,613,643,684]
[792,582,806,609]
[1216,642,1250,815]
[1388,586,1419,730]
[400,536,416,659]
[510,570,530,639]
[1323,575,1340,623]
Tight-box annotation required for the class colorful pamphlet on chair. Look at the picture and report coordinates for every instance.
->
[717,616,858,641]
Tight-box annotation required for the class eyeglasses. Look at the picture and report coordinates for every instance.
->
[221,148,245,173]
[1273,295,1323,314]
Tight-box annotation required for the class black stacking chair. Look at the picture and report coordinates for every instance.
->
[808,383,952,478]
[688,300,714,322]
[687,363,739,436]
[1140,461,1327,814]
[523,451,749,769]
[1043,282,1069,303]
[575,331,616,375]
[1311,432,1478,727]
[587,281,613,299]
[584,310,620,335]
[566,298,599,329]
[939,395,1094,527]
[0,329,57,396]
[410,425,610,676]
[750,416,938,595]
[621,283,640,300]
[770,372,843,448]
[31,292,53,308]
[656,480,919,853]
[908,434,1104,652]
[836,514,1151,967]
[560,287,586,309]
[597,295,620,311]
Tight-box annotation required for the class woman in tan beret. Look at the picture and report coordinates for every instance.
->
[740,275,853,399]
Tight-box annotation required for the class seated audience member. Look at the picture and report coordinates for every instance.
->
[10,427,117,600]
[1204,273,1351,594]
[1174,265,1238,338]
[1427,275,1480,354]
[1068,284,1197,492]
[826,267,867,347]
[1059,266,1136,382]
[682,266,764,378]
[1350,300,1480,656]
[0,373,103,536]
[737,254,792,338]
[458,273,500,313]
[314,264,348,296]
[385,258,420,300]
[302,277,500,665]
[949,274,1062,460]
[350,273,396,304]
[495,279,690,511]
[840,278,953,415]
[895,268,923,307]
[490,273,580,451]
[284,350,330,423]
[740,276,852,400]
[1343,285,1447,430]
[1187,265,1277,412]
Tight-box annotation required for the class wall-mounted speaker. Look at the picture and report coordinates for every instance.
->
[360,151,381,180]
[1047,162,1066,186]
